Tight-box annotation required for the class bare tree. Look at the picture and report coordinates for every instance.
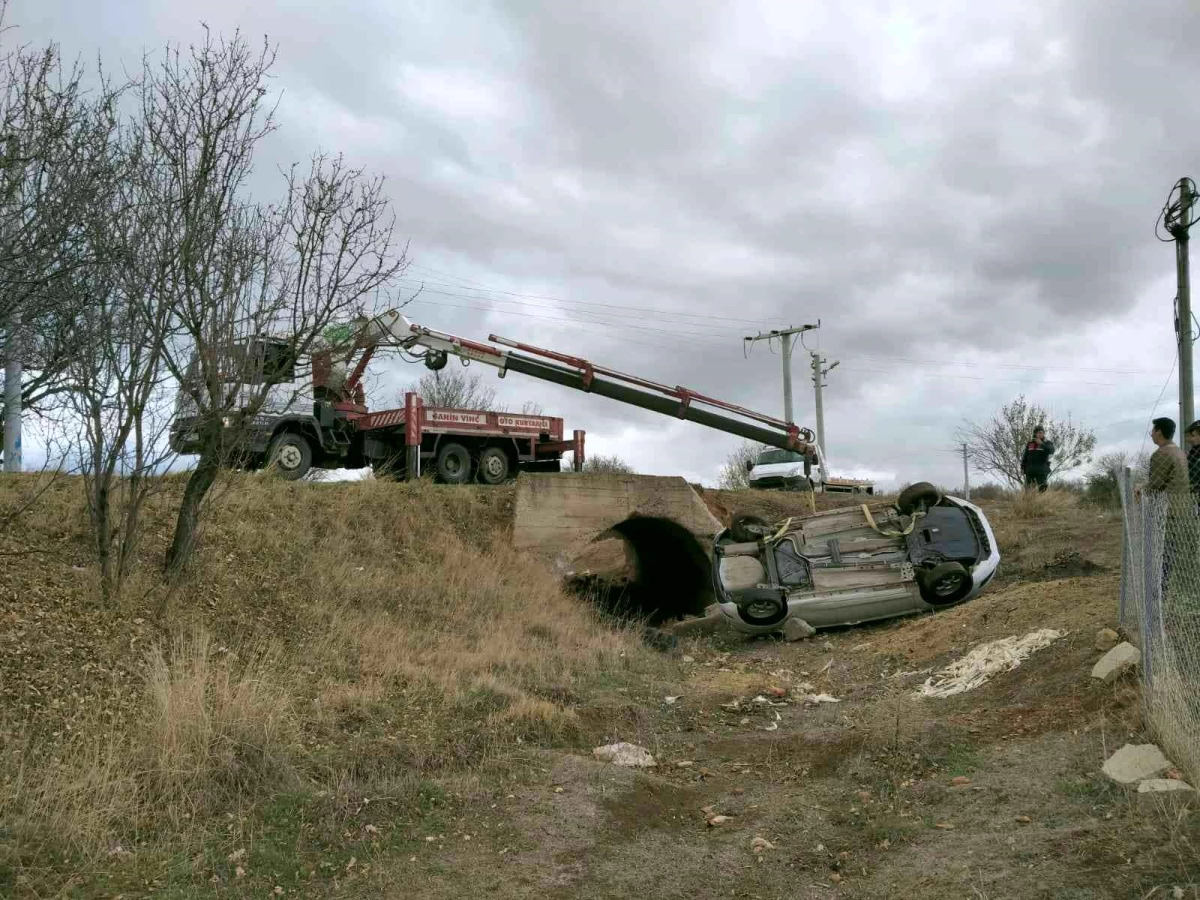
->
[400,368,547,415]
[957,394,1096,488]
[718,440,769,490]
[582,454,635,475]
[0,24,123,430]
[61,95,182,599]
[403,367,498,410]
[126,30,406,575]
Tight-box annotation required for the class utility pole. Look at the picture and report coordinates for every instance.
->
[961,442,970,501]
[2,313,20,473]
[809,350,839,458]
[1166,177,1196,431]
[743,322,818,424]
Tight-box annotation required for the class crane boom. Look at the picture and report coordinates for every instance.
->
[357,310,815,454]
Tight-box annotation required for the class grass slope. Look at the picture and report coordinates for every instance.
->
[1,476,1194,899]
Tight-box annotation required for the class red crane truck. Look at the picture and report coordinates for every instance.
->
[168,309,818,484]
[168,314,585,483]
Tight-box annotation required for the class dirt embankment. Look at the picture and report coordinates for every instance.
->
[1,476,1192,900]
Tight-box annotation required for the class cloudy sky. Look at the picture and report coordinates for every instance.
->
[10,0,1199,488]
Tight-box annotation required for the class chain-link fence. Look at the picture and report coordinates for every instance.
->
[1117,467,1200,778]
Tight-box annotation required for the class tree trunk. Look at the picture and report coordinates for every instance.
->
[164,445,221,576]
[95,479,113,601]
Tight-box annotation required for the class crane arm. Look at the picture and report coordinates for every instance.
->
[353,310,815,454]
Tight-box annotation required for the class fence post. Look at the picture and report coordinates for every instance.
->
[1140,497,1154,684]
[1119,466,1132,623]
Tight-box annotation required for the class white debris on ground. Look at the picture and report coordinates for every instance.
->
[592,742,657,768]
[916,629,1067,698]
[802,693,841,706]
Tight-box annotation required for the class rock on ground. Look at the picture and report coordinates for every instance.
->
[1136,779,1197,810]
[1090,641,1140,683]
[1094,628,1120,652]
[781,617,816,641]
[1102,743,1173,785]
[592,742,657,768]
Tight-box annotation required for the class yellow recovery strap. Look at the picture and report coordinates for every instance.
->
[861,504,926,538]
[766,517,794,544]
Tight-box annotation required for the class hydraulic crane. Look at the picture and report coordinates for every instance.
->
[347,310,817,466]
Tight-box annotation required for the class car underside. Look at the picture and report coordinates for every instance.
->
[711,483,1001,636]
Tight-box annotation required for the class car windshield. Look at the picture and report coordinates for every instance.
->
[756,449,806,465]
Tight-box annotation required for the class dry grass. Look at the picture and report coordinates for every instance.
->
[1009,486,1080,520]
[5,473,1199,898]
[142,627,300,817]
[0,473,665,885]
[1,625,303,861]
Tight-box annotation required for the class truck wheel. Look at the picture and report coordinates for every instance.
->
[266,432,312,481]
[435,442,472,485]
[476,446,510,485]
[917,561,972,606]
[897,481,940,515]
[730,511,773,543]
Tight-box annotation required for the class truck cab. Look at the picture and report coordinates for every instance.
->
[168,337,349,476]
[746,447,820,492]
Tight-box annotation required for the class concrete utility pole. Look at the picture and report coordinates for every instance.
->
[1166,177,1196,432]
[2,313,21,473]
[961,442,970,501]
[743,323,818,425]
[810,350,839,458]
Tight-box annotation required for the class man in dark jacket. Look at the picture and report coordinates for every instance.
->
[1185,420,1200,499]
[1020,427,1055,492]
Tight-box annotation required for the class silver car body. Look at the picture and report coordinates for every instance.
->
[713,495,1001,636]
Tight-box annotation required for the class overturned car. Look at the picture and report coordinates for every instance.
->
[712,483,1000,636]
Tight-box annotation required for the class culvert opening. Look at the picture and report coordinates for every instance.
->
[565,515,714,628]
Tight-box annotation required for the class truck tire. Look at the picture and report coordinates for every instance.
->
[435,442,472,484]
[476,446,510,485]
[730,511,773,543]
[897,481,940,515]
[917,561,972,606]
[266,432,313,481]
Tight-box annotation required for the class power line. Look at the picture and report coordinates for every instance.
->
[399,276,1172,380]
[398,284,744,341]
[401,293,1167,389]
[401,266,791,328]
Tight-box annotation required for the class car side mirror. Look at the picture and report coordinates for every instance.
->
[745,460,754,472]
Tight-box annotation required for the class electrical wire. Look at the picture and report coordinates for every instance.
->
[1138,347,1179,459]
[400,292,1172,388]
[1155,177,1199,243]
[402,265,791,328]
[398,277,1170,378]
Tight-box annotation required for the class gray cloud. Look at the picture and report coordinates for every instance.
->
[8,0,1196,488]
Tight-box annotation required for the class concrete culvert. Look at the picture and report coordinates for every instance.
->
[566,515,715,631]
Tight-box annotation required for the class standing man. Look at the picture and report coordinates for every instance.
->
[1146,417,1190,497]
[1185,420,1200,500]
[1143,417,1192,605]
[1020,427,1055,492]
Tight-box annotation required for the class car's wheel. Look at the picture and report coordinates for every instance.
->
[435,442,472,484]
[266,432,312,481]
[735,588,790,626]
[476,446,510,485]
[897,481,940,515]
[730,511,773,543]
[918,561,972,606]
